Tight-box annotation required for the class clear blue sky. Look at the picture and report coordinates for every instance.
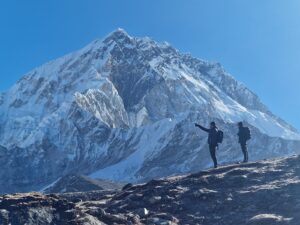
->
[1,0,299,130]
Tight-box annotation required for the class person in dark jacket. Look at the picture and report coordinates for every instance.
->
[195,122,219,168]
[237,122,250,162]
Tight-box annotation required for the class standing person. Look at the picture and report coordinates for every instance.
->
[237,122,251,163]
[195,122,222,168]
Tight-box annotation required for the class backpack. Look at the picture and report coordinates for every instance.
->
[217,130,224,143]
[244,127,251,141]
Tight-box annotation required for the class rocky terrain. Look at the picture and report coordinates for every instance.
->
[42,174,123,194]
[1,155,300,225]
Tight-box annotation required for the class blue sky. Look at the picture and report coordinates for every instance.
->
[0,0,299,130]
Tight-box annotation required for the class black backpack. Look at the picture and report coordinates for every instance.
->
[217,130,224,143]
[244,127,251,141]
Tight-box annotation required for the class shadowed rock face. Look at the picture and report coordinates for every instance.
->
[43,174,123,194]
[1,155,300,225]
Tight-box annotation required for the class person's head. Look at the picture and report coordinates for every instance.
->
[210,121,216,128]
[238,122,243,128]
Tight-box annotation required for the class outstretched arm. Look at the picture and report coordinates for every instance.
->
[195,123,210,132]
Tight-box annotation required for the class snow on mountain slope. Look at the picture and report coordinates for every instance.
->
[0,29,299,193]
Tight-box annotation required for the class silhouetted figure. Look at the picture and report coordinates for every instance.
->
[195,122,221,168]
[237,122,251,163]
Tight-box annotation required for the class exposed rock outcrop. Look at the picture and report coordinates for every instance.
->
[42,174,123,194]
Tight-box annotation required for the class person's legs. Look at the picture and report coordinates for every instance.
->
[209,145,218,168]
[241,143,248,162]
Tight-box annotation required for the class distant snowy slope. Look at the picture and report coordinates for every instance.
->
[0,29,299,193]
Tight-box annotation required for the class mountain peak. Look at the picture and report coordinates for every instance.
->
[103,28,132,44]
[1,30,300,194]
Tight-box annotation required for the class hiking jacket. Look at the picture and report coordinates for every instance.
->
[196,124,219,146]
[238,127,248,144]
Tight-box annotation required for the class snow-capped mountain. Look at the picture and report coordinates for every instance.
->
[0,29,299,193]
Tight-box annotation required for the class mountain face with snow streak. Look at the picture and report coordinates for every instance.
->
[0,29,299,193]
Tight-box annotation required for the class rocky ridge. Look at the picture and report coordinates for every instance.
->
[42,174,123,194]
[1,155,300,225]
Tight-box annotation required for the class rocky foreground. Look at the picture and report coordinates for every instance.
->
[1,155,300,225]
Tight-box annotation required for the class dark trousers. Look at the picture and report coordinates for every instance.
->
[240,143,248,162]
[209,144,218,168]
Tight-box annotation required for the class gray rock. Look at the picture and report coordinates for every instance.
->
[135,208,149,218]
